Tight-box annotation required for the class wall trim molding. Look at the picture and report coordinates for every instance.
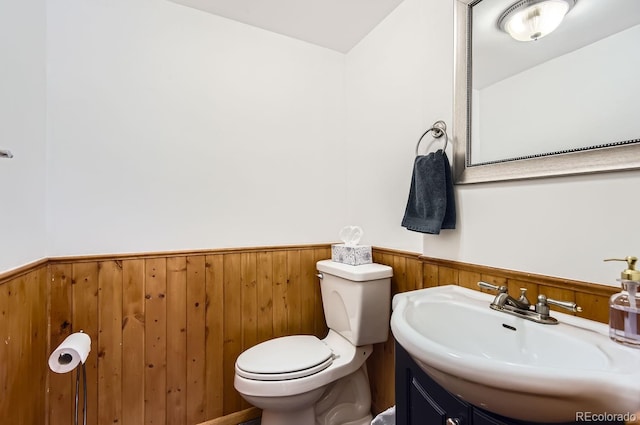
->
[0,244,614,298]
[0,243,335,283]
[0,257,48,284]
[417,255,612,297]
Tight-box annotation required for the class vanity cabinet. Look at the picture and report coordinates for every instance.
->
[394,342,622,425]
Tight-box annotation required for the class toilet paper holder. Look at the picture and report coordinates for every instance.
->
[48,331,91,425]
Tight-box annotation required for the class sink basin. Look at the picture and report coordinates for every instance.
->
[391,285,640,423]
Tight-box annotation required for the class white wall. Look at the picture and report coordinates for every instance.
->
[4,0,638,287]
[346,0,640,286]
[0,0,47,272]
[345,0,452,252]
[45,0,347,256]
[477,25,640,163]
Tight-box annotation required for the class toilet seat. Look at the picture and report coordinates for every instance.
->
[236,335,334,381]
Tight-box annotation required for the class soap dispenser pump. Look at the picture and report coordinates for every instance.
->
[605,256,640,348]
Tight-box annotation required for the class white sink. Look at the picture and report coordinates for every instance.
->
[391,285,640,423]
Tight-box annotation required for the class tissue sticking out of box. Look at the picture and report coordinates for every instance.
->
[332,226,372,266]
[339,225,363,246]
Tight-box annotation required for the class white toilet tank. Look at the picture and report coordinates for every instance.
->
[316,260,392,346]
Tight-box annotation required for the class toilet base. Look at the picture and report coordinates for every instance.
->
[240,364,374,425]
[242,386,326,425]
[261,406,315,425]
[315,364,372,425]
[342,414,374,425]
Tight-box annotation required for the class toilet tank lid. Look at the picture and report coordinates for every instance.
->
[317,260,392,281]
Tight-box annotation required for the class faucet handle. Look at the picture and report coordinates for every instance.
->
[546,297,582,313]
[536,294,582,315]
[478,281,507,293]
[518,288,531,306]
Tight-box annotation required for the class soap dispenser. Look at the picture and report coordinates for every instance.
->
[605,256,640,348]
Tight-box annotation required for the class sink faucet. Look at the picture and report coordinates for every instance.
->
[477,281,582,325]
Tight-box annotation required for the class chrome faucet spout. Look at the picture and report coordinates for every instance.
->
[491,288,531,310]
[477,281,581,325]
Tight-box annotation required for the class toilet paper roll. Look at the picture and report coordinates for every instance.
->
[48,332,91,374]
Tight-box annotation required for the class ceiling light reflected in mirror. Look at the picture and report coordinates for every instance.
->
[498,0,576,41]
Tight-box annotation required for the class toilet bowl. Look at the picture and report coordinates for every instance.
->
[234,260,392,425]
[235,331,373,425]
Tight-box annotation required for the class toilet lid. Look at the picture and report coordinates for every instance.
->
[236,335,334,381]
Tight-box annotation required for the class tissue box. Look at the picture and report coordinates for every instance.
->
[331,244,372,266]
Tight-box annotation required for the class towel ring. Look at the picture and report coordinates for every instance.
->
[415,120,448,156]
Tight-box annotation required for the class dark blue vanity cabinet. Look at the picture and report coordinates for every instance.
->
[394,342,621,425]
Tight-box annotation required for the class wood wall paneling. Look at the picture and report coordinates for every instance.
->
[49,264,73,424]
[145,257,167,425]
[122,259,146,425]
[0,275,9,420]
[97,260,123,425]
[205,254,224,419]
[187,256,207,424]
[222,253,242,415]
[0,266,49,425]
[166,256,187,425]
[0,246,618,424]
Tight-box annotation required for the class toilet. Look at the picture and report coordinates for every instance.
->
[234,259,393,425]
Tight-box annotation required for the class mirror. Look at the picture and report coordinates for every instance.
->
[453,0,640,184]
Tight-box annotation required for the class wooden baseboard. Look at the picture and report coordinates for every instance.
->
[197,407,262,425]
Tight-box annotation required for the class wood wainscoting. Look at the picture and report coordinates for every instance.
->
[46,245,330,425]
[0,245,618,424]
[0,261,49,425]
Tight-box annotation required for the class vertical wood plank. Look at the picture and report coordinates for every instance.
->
[239,252,257,411]
[8,275,27,424]
[97,261,123,425]
[22,269,49,423]
[166,257,187,425]
[379,254,396,295]
[222,253,242,415]
[392,256,407,294]
[379,253,394,268]
[72,262,99,425]
[299,249,317,335]
[205,254,225,419]
[0,280,9,421]
[122,259,145,425]
[286,250,301,335]
[144,258,167,425]
[371,249,383,265]
[187,255,207,424]
[478,274,507,294]
[406,258,423,293]
[313,248,330,338]
[42,267,52,425]
[241,252,258,350]
[458,270,481,291]
[367,251,395,415]
[48,264,73,425]
[537,284,575,314]
[256,252,274,344]
[438,266,459,286]
[272,251,288,338]
[422,263,439,288]
[576,293,609,323]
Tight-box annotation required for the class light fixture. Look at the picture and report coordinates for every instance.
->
[498,0,576,42]
[0,149,13,159]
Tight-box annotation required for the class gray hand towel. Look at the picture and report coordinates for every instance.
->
[401,150,456,234]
